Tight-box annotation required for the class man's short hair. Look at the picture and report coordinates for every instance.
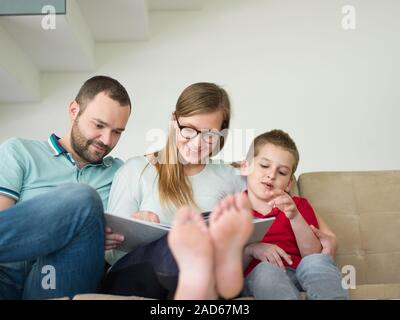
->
[75,75,131,115]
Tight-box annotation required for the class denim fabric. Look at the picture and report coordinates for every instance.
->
[102,234,178,299]
[242,253,349,300]
[0,184,105,299]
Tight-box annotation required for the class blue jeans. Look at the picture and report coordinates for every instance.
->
[242,253,349,300]
[101,235,178,299]
[0,184,105,299]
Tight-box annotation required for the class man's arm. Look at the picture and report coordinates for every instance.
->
[0,194,16,212]
[0,138,25,210]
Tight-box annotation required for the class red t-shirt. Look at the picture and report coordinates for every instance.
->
[244,195,319,277]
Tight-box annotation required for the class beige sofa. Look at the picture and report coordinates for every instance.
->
[298,171,400,299]
[72,170,400,300]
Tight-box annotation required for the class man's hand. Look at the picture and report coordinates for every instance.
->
[0,194,16,211]
[131,211,160,223]
[105,226,124,251]
[310,225,337,256]
[246,242,293,272]
[267,190,299,220]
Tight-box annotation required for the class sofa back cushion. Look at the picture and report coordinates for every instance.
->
[297,171,400,285]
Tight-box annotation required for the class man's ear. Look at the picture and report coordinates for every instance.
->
[69,101,80,121]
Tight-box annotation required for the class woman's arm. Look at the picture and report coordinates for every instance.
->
[106,162,141,250]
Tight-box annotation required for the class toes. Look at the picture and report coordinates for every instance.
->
[173,206,193,226]
[227,195,237,209]
[220,195,235,213]
[223,194,239,215]
[187,208,199,220]
[211,193,247,225]
[227,206,237,218]
[194,213,208,232]
[236,193,252,214]
[211,195,234,223]
[175,207,208,233]
[219,198,229,213]
[210,204,223,223]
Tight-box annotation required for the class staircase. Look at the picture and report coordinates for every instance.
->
[0,0,202,103]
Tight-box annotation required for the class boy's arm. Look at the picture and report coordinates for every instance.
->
[242,245,254,269]
[268,191,322,257]
[289,213,322,257]
[242,242,293,272]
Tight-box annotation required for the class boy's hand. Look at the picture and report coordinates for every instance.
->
[247,242,293,272]
[131,211,160,223]
[267,190,299,220]
[105,226,124,251]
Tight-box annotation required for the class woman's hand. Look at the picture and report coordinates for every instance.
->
[131,211,160,223]
[246,242,293,272]
[105,226,124,251]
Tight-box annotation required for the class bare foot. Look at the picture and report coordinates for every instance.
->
[209,193,254,299]
[168,206,217,300]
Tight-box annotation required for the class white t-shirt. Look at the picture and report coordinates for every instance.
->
[106,155,246,264]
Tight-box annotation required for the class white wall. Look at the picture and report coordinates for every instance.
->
[0,0,399,175]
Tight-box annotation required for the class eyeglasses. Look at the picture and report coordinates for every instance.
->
[175,117,223,144]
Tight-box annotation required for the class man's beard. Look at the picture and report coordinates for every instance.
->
[70,121,111,164]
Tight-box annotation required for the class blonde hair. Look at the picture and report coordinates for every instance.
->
[151,82,231,209]
[247,129,300,175]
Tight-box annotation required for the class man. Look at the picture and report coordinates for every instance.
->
[0,75,131,299]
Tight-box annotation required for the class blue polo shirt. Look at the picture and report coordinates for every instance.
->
[0,134,123,208]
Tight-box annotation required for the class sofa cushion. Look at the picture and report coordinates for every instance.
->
[349,283,400,300]
[298,171,400,291]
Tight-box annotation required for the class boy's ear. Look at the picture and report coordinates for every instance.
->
[240,160,251,176]
[284,176,293,193]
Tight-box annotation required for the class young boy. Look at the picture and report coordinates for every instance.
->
[240,129,348,300]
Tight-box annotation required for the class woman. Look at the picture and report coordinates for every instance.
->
[102,82,246,298]
[102,82,339,299]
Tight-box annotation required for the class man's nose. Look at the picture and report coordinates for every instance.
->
[99,131,112,147]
